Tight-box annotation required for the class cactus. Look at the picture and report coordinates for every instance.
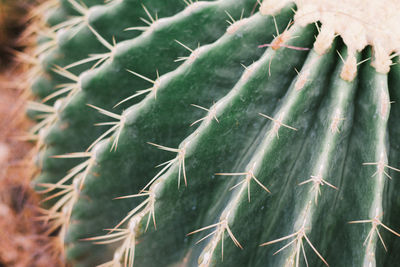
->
[22,0,400,266]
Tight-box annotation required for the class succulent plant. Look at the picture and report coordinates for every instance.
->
[23,0,400,266]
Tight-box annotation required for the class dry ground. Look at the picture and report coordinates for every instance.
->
[0,2,63,265]
[0,67,63,267]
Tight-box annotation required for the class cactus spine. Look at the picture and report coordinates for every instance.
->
[21,0,400,266]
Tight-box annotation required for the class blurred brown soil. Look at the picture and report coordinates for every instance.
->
[0,66,63,267]
[0,2,63,266]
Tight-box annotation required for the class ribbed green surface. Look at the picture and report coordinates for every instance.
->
[36,0,259,184]
[27,0,400,266]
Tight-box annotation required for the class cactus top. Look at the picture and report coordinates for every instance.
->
[261,0,400,79]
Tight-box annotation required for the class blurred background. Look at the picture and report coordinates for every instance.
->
[0,1,63,266]
[0,0,30,68]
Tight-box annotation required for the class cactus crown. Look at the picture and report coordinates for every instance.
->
[263,0,400,78]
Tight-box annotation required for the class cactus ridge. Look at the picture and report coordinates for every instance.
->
[22,0,400,266]
[29,0,202,100]
[65,10,301,264]
[35,0,259,183]
[65,20,318,266]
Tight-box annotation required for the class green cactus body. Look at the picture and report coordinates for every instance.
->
[35,0,259,171]
[25,0,400,266]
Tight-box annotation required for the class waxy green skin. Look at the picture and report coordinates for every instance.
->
[36,0,260,183]
[29,0,400,266]
[32,0,246,99]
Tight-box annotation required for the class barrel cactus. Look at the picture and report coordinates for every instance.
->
[22,0,400,266]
